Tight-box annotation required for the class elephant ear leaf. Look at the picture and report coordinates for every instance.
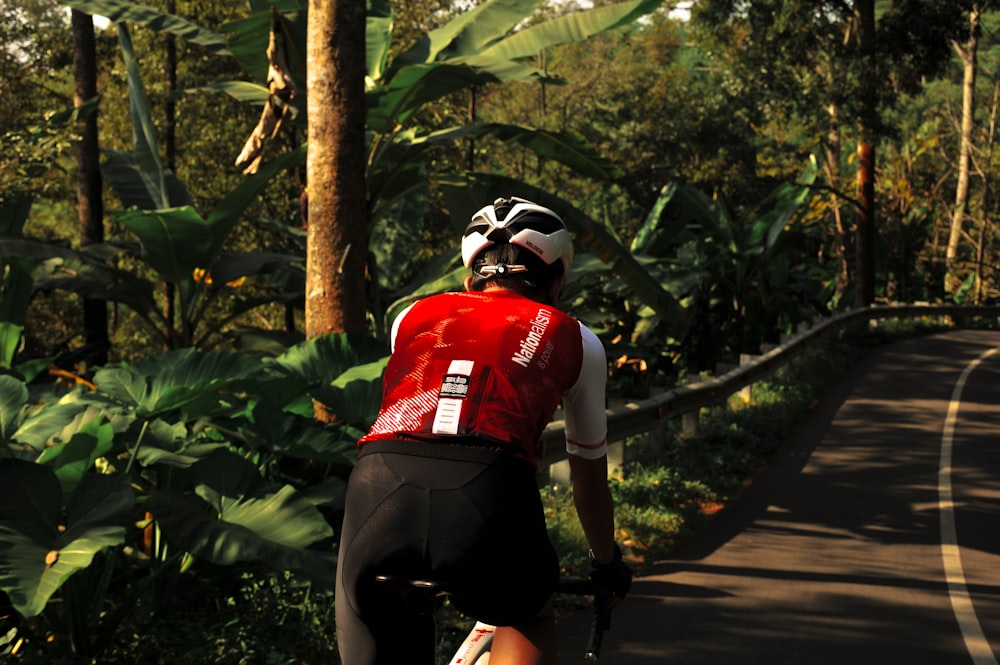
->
[0,461,132,617]
[146,450,336,582]
[0,375,28,441]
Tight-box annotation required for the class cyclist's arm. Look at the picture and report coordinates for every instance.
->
[563,324,617,563]
[568,454,617,563]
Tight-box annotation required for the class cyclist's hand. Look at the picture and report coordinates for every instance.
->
[588,543,633,603]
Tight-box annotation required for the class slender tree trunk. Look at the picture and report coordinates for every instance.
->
[974,80,999,304]
[306,0,368,420]
[854,0,876,307]
[72,9,108,366]
[467,87,477,171]
[946,4,981,294]
[823,103,851,305]
[163,0,178,337]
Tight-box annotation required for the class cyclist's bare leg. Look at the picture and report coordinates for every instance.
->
[488,599,555,665]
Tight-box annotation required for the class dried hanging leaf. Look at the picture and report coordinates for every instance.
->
[235,14,297,175]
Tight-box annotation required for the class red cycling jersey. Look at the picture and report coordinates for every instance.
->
[360,290,608,464]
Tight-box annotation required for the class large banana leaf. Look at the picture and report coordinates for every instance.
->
[367,63,500,133]
[112,145,307,288]
[392,0,544,70]
[481,124,624,180]
[101,150,194,211]
[0,462,132,617]
[366,0,392,84]
[118,23,180,210]
[179,80,270,104]
[0,324,22,374]
[630,183,724,256]
[370,123,621,224]
[373,0,662,116]
[382,255,467,331]
[60,0,231,54]
[464,0,665,65]
[205,144,308,253]
[115,207,214,285]
[26,247,158,318]
[207,251,303,286]
[750,155,819,250]
[370,187,428,292]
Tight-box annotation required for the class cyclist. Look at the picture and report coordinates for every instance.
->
[335,196,633,665]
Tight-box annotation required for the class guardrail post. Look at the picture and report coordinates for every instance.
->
[546,439,625,486]
[738,353,754,403]
[608,439,625,478]
[682,409,698,436]
[646,387,669,455]
[549,458,570,486]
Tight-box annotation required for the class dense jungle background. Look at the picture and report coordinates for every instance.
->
[2,0,1000,662]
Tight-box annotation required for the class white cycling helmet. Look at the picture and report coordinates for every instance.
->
[461,197,574,276]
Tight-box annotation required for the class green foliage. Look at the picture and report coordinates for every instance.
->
[0,197,36,369]
[570,158,826,388]
[0,461,131,618]
[0,333,386,659]
[361,0,675,329]
[13,568,339,664]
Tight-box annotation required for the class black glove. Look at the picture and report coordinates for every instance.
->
[588,543,633,599]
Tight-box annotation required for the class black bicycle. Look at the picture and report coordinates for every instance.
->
[374,574,612,664]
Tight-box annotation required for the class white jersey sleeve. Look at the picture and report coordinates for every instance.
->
[562,323,608,459]
[388,303,416,352]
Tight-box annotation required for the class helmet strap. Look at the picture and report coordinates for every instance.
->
[477,263,529,277]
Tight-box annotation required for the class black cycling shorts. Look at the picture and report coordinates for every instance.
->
[335,439,559,664]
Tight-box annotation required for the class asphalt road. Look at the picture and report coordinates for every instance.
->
[556,329,1000,665]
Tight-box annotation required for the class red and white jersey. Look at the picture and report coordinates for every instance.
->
[359,290,608,464]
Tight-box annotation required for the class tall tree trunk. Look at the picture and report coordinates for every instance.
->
[946,3,982,294]
[164,0,178,339]
[72,10,108,366]
[306,0,368,419]
[854,0,876,307]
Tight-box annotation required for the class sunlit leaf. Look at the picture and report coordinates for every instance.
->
[93,348,265,419]
[146,450,335,581]
[36,420,116,497]
[467,0,663,63]
[60,0,230,54]
[0,463,131,617]
[0,376,28,442]
[115,207,214,284]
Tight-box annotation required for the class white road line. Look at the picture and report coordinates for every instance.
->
[939,347,999,665]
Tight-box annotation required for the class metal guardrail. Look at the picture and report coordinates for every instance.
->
[537,303,1000,468]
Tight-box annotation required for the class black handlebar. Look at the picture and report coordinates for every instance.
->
[556,578,613,663]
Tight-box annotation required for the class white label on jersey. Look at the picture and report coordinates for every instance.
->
[431,398,464,435]
[432,360,474,435]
